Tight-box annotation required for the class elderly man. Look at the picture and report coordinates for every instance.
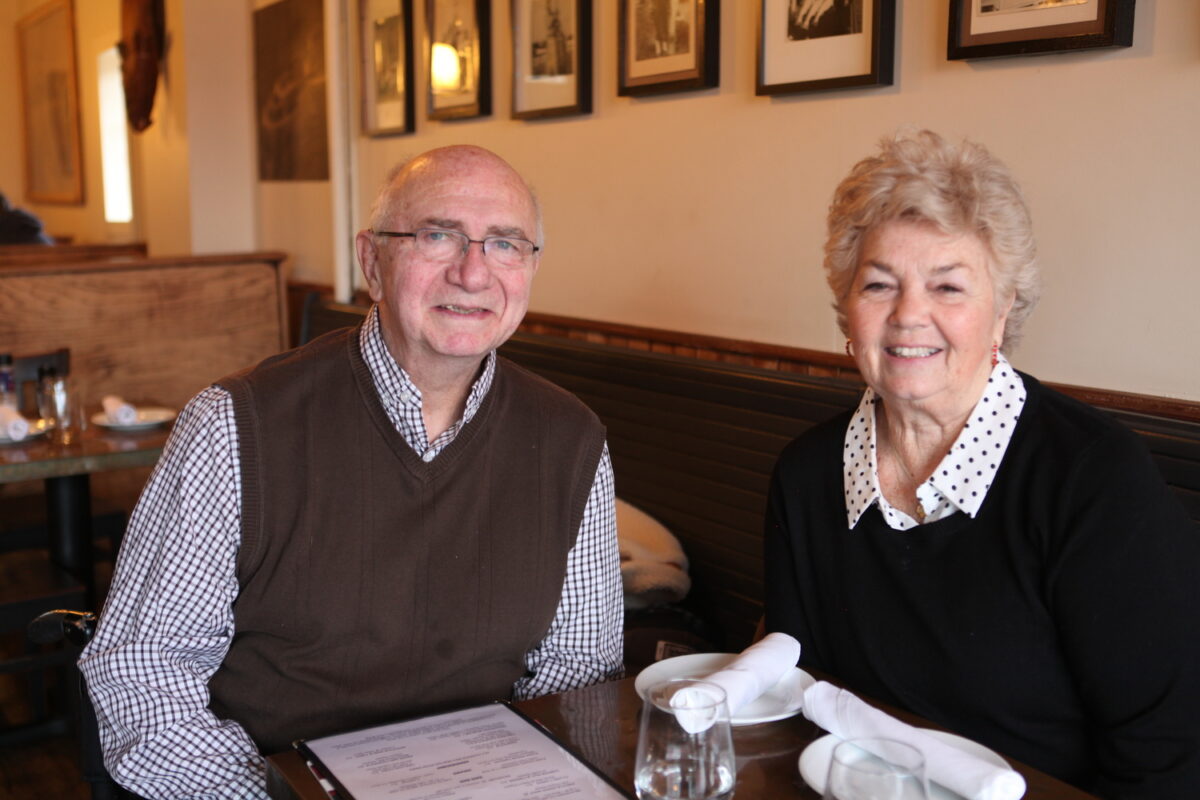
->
[80,146,623,798]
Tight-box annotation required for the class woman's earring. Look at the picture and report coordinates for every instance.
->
[991,343,999,367]
[845,340,854,357]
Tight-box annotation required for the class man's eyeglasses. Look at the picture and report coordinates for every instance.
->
[371,228,540,269]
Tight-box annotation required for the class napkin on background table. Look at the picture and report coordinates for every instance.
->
[803,681,1026,800]
[0,405,30,441]
[101,395,138,426]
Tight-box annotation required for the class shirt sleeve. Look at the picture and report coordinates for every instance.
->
[512,443,625,700]
[1050,426,1200,798]
[78,387,269,799]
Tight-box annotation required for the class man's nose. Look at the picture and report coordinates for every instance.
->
[448,240,492,290]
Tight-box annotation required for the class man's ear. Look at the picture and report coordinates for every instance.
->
[356,230,385,303]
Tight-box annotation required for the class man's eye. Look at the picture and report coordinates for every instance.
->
[490,238,517,252]
[423,230,453,242]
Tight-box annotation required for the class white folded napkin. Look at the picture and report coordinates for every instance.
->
[101,395,138,426]
[0,405,30,441]
[803,681,1026,800]
[700,632,802,716]
[664,633,801,734]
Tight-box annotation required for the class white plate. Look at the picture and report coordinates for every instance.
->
[634,652,814,726]
[91,407,176,431]
[798,730,1011,800]
[0,417,52,445]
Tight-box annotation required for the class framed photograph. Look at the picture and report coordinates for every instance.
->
[511,0,592,119]
[757,0,895,96]
[426,0,492,119]
[17,0,84,204]
[618,0,719,97]
[360,0,415,135]
[948,0,1134,60]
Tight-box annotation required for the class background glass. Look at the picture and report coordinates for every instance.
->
[634,678,736,800]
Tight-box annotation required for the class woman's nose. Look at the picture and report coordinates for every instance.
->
[890,285,929,327]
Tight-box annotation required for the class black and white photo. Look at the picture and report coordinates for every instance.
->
[512,0,591,118]
[758,0,893,95]
[618,0,718,96]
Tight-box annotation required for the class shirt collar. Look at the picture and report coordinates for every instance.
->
[358,304,496,452]
[842,355,1027,530]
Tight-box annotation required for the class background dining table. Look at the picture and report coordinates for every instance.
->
[265,673,1101,800]
[0,422,168,604]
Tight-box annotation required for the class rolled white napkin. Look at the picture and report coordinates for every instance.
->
[803,681,1026,800]
[699,632,802,716]
[666,632,802,733]
[101,395,138,426]
[0,405,30,441]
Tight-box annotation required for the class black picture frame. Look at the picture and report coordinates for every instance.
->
[426,0,492,120]
[360,0,416,135]
[948,0,1135,60]
[757,0,894,96]
[618,0,719,97]
[511,0,592,119]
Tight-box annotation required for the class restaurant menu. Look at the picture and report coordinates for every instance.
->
[295,702,632,800]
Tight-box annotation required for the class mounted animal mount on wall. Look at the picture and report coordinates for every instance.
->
[117,0,165,132]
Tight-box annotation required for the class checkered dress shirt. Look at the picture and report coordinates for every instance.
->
[79,308,623,799]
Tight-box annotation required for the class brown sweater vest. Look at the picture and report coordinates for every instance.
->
[208,328,605,753]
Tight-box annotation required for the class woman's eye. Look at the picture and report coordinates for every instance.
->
[936,284,963,294]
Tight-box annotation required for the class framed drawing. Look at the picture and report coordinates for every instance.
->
[618,0,719,96]
[17,0,84,204]
[360,0,415,135]
[511,0,592,119]
[948,0,1134,60]
[757,0,895,95]
[426,0,492,119]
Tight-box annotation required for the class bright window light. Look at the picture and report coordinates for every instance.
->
[98,47,133,224]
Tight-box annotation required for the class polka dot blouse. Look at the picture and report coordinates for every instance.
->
[843,355,1027,531]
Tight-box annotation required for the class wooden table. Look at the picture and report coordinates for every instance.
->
[265,677,1099,800]
[0,424,168,603]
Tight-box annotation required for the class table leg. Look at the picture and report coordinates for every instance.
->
[45,473,95,606]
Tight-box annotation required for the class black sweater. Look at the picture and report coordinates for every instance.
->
[765,373,1200,799]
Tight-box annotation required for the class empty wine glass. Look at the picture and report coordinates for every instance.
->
[823,737,929,800]
[634,679,736,800]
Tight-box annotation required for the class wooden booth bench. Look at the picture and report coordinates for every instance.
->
[301,299,1200,655]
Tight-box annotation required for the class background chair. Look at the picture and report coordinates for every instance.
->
[27,609,144,800]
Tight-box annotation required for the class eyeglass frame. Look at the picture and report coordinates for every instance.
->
[369,227,541,267]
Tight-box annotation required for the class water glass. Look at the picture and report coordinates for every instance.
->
[44,376,86,445]
[634,679,736,800]
[823,737,928,800]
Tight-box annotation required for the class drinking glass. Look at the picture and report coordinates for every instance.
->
[823,737,928,800]
[634,679,736,800]
[44,376,86,445]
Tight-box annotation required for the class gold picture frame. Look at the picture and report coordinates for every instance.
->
[17,0,84,205]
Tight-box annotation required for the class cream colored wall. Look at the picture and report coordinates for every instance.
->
[355,1,1200,402]
[2,1,1196,400]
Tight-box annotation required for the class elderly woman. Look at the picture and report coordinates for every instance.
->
[764,130,1200,797]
